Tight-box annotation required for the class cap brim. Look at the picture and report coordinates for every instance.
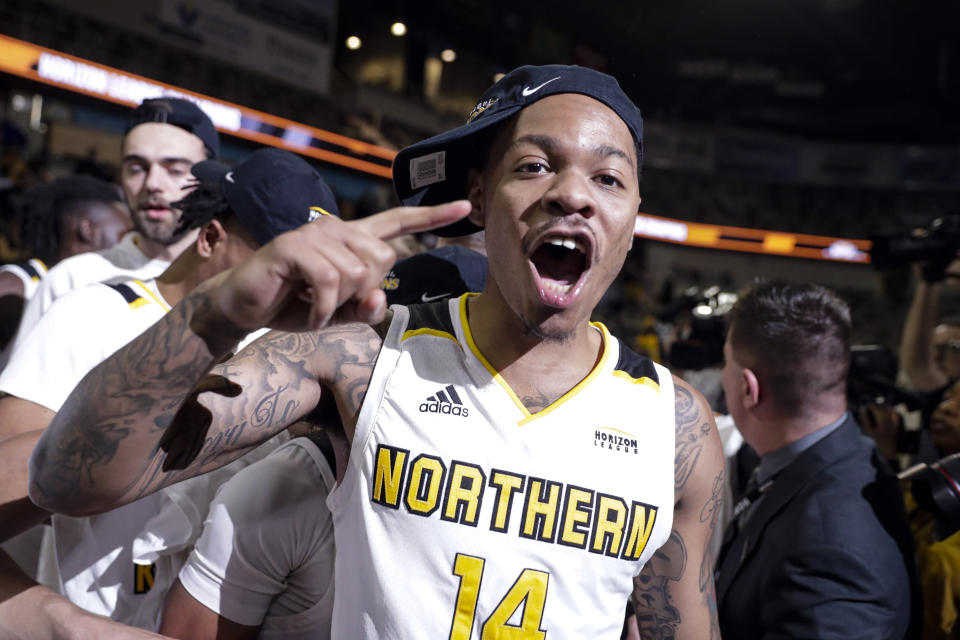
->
[393,105,524,237]
[190,160,229,183]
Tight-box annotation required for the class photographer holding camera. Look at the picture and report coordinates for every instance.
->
[900,273,960,395]
[861,225,960,639]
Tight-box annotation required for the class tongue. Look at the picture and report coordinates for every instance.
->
[531,244,583,284]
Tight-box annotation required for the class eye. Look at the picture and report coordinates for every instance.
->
[123,163,144,175]
[167,167,187,177]
[596,173,624,189]
[517,162,549,174]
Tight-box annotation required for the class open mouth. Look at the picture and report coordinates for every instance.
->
[528,234,591,306]
[141,204,172,220]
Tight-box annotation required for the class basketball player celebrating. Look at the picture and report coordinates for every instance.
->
[32,65,724,638]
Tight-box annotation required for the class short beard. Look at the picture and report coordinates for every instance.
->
[520,318,574,343]
[131,212,188,246]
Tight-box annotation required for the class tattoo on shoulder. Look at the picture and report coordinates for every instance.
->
[674,383,712,494]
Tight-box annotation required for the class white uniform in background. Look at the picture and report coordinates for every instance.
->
[328,295,676,638]
[0,277,276,631]
[178,436,336,639]
[10,231,168,351]
[0,258,48,300]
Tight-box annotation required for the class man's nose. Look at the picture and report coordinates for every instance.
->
[143,164,164,192]
[542,170,594,218]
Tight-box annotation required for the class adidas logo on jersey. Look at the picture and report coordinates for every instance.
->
[419,384,469,417]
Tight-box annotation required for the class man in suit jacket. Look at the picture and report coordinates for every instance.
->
[715,280,921,639]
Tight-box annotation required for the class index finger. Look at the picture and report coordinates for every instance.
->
[350,200,473,240]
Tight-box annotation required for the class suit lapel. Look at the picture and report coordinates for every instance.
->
[716,417,863,605]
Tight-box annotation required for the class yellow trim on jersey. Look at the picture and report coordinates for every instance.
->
[310,206,333,217]
[598,426,639,438]
[612,370,660,394]
[458,294,612,426]
[128,298,150,310]
[132,280,171,312]
[402,328,458,343]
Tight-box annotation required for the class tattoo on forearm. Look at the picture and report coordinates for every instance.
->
[33,291,223,504]
[33,286,384,506]
[157,324,380,481]
[674,384,711,493]
[633,529,686,639]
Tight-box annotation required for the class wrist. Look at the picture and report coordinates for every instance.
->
[186,276,248,357]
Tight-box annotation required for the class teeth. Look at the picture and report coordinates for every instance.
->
[544,281,572,294]
[544,237,585,253]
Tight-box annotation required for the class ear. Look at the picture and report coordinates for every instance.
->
[466,169,486,228]
[741,367,761,410]
[195,219,227,258]
[76,218,96,244]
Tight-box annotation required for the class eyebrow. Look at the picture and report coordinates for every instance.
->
[509,134,636,175]
[121,155,194,165]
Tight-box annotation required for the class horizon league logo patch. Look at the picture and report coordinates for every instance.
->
[419,384,469,417]
[594,427,639,455]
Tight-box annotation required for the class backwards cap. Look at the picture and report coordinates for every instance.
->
[125,98,220,159]
[393,64,644,237]
[190,148,339,247]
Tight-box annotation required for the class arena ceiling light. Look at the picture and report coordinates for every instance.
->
[441,49,456,63]
[391,22,407,36]
[346,35,362,50]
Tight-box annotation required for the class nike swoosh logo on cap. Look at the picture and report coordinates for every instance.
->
[224,171,235,183]
[421,292,450,303]
[522,77,561,97]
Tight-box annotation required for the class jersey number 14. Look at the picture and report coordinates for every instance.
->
[449,553,549,639]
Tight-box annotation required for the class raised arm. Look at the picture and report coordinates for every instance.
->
[29,201,472,516]
[899,278,948,391]
[632,377,724,640]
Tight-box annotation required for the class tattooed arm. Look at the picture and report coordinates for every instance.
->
[30,286,383,515]
[30,202,470,516]
[632,377,724,640]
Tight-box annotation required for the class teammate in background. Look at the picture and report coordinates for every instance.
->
[160,432,337,640]
[33,65,725,638]
[8,97,218,355]
[0,549,166,640]
[382,230,487,306]
[0,149,338,632]
[0,175,131,350]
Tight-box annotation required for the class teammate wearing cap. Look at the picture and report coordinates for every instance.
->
[0,149,337,632]
[34,65,724,638]
[8,97,219,358]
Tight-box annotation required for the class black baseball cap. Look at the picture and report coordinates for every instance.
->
[125,97,220,159]
[393,64,644,237]
[383,245,487,306]
[190,148,339,247]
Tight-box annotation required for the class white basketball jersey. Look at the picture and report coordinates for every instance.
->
[0,258,47,299]
[328,295,676,639]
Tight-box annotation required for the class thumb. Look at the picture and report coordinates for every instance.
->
[333,289,388,326]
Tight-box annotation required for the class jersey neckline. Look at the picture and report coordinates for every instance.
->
[454,293,613,426]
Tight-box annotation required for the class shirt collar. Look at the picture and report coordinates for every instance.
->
[757,412,848,484]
